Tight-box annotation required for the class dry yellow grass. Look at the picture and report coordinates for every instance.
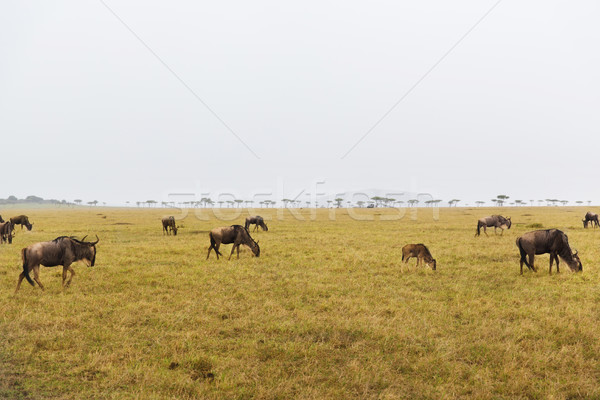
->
[0,206,599,399]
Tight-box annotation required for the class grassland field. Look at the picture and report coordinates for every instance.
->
[1,206,599,399]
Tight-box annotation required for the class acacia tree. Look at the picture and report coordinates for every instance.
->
[475,201,485,207]
[497,195,509,206]
[334,198,344,208]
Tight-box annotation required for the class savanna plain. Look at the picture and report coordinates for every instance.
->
[1,206,599,399]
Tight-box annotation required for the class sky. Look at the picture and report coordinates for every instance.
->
[1,1,599,206]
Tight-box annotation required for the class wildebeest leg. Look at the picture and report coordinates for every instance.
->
[62,266,68,286]
[528,254,536,272]
[520,258,523,275]
[500,228,504,236]
[65,266,75,287]
[229,244,238,260]
[15,272,26,292]
[549,254,554,275]
[32,265,44,290]
[554,255,560,273]
[483,226,488,236]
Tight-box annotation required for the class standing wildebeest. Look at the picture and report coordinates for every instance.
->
[475,215,511,236]
[161,216,178,236]
[10,215,33,231]
[516,229,582,275]
[15,235,99,292]
[582,212,599,228]
[245,216,268,232]
[207,225,260,260]
[0,221,14,244]
[401,244,437,270]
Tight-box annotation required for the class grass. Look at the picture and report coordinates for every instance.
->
[0,206,599,399]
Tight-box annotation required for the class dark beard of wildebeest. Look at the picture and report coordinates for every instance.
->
[516,229,582,275]
[207,225,260,260]
[15,235,99,292]
[245,216,268,232]
[161,216,178,236]
[10,215,33,231]
[475,215,511,237]
[582,212,599,228]
[401,243,437,270]
[0,221,14,244]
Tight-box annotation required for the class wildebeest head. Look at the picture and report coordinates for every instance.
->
[261,221,269,232]
[172,226,178,236]
[25,222,33,231]
[570,250,583,272]
[583,219,589,228]
[430,259,437,270]
[77,235,99,266]
[0,215,4,223]
[251,239,260,257]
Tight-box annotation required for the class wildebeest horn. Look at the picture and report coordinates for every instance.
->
[81,235,88,242]
[90,235,99,245]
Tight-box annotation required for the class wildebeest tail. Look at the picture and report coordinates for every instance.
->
[21,248,34,286]
[476,221,481,236]
[515,237,531,268]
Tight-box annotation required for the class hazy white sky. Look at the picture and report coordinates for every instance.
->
[1,1,599,205]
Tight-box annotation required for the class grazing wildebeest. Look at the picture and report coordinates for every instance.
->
[475,215,511,236]
[516,229,582,275]
[207,225,260,260]
[401,243,437,270]
[15,235,99,292]
[245,216,268,232]
[161,216,178,236]
[582,212,599,228]
[0,221,14,244]
[10,215,33,231]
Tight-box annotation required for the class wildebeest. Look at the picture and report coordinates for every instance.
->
[10,215,33,231]
[161,216,178,236]
[15,235,99,292]
[582,212,599,228]
[0,221,14,244]
[207,225,260,260]
[245,216,268,232]
[516,229,582,275]
[401,243,437,270]
[475,215,511,236]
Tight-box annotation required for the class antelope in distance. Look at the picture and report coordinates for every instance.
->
[0,221,14,244]
[15,235,99,292]
[516,229,582,275]
[475,215,511,236]
[245,216,268,232]
[10,215,33,231]
[401,244,437,270]
[207,225,260,260]
[582,212,599,228]
[162,216,178,236]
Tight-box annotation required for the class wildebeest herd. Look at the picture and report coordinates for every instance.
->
[4,210,594,293]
